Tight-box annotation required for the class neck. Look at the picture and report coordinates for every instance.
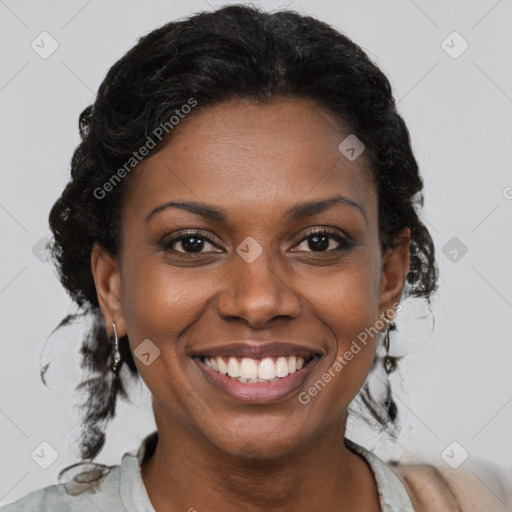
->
[140,412,381,512]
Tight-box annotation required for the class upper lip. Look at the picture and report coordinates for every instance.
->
[189,341,324,360]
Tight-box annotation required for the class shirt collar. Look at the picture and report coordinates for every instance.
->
[345,437,415,512]
[119,431,158,511]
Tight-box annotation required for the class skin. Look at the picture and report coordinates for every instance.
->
[91,97,410,512]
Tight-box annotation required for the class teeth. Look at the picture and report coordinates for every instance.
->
[227,358,241,378]
[258,358,275,380]
[203,355,308,382]
[216,356,228,375]
[275,357,289,378]
[240,358,258,379]
[288,355,297,373]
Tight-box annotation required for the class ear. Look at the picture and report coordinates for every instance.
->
[378,227,411,322]
[91,242,126,337]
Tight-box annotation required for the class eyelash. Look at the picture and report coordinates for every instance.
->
[161,228,354,255]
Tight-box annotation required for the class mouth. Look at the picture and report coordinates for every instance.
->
[200,354,314,382]
[192,353,322,404]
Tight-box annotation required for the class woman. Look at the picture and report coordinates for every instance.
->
[4,4,511,511]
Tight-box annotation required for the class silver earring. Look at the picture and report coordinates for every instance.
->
[111,321,122,375]
[383,321,397,423]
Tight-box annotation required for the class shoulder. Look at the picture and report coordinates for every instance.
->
[1,464,123,512]
[390,457,512,512]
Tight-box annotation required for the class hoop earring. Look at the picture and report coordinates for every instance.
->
[383,321,397,423]
[111,321,122,375]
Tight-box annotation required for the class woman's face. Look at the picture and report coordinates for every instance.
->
[92,98,410,459]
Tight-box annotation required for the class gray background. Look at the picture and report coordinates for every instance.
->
[1,0,512,505]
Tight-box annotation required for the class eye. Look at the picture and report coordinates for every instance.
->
[161,228,354,255]
[161,230,221,254]
[292,228,353,253]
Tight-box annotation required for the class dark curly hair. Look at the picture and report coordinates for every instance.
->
[44,3,438,473]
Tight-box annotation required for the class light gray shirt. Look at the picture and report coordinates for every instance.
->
[2,431,415,511]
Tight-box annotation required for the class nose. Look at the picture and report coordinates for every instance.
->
[216,248,301,328]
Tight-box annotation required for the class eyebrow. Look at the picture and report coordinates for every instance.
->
[145,195,367,225]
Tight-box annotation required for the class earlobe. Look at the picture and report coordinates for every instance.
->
[90,242,126,337]
[378,227,411,318]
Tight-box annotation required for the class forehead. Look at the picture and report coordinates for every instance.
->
[122,98,377,227]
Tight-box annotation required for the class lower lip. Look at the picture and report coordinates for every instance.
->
[194,357,320,404]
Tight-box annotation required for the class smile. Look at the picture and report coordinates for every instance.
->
[201,355,309,382]
[193,354,320,403]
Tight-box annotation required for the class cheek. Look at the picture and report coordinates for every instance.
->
[120,261,210,416]
[299,257,382,400]
[302,253,382,336]
[121,257,207,342]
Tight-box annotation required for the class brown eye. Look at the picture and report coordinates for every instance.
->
[293,229,353,253]
[161,231,221,254]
